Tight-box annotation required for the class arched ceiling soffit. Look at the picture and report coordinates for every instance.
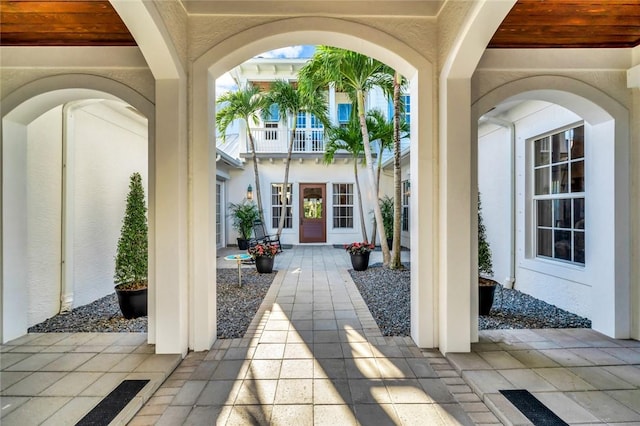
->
[196,17,429,83]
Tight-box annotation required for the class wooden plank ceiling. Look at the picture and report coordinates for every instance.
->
[0,0,639,48]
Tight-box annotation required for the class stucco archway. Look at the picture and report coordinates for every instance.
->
[1,75,154,343]
[472,75,631,339]
[189,17,437,352]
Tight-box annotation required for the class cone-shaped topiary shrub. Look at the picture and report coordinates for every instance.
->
[478,192,493,278]
[114,172,148,290]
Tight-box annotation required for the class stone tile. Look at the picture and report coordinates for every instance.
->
[235,379,278,405]
[211,360,249,380]
[497,368,556,392]
[433,403,476,426]
[313,378,352,404]
[110,353,149,372]
[40,372,102,396]
[1,353,32,370]
[260,330,289,343]
[223,347,255,360]
[384,379,432,403]
[155,406,192,426]
[568,348,628,365]
[127,415,162,426]
[283,343,313,359]
[41,396,102,426]
[460,370,515,397]
[253,343,285,360]
[508,349,559,368]
[271,404,313,426]
[189,360,218,380]
[539,349,593,367]
[376,358,416,379]
[4,334,41,346]
[245,359,282,380]
[394,403,450,425]
[274,378,313,404]
[0,396,30,417]
[605,389,640,414]
[478,351,527,369]
[348,378,390,404]
[133,354,181,373]
[313,343,344,358]
[280,359,314,378]
[170,380,207,406]
[569,366,637,390]
[287,330,313,344]
[313,404,358,425]
[566,391,640,423]
[483,392,532,426]
[196,380,240,406]
[533,391,601,424]
[533,367,596,391]
[313,330,341,343]
[342,342,374,358]
[264,320,290,331]
[406,357,437,378]
[0,371,32,391]
[183,405,227,426]
[313,319,338,331]
[604,365,640,387]
[3,371,66,396]
[345,357,381,379]
[447,352,492,371]
[601,347,640,364]
[27,333,70,346]
[83,333,123,346]
[79,372,128,396]
[74,353,127,372]
[353,403,401,425]
[419,378,457,403]
[5,353,64,372]
[0,396,71,425]
[314,358,347,379]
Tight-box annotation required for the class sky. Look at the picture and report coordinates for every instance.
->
[215,45,316,96]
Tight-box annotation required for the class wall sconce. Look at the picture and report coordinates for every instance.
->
[246,184,253,200]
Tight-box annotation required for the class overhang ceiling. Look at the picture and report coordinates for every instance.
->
[0,0,638,49]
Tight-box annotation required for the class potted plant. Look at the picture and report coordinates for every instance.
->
[114,172,148,319]
[345,242,375,271]
[229,199,260,250]
[380,196,394,250]
[478,193,497,315]
[248,241,279,273]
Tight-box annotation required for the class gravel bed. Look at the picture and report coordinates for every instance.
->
[28,268,276,339]
[349,263,591,336]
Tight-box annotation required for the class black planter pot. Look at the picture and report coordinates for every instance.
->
[237,238,249,250]
[350,252,371,271]
[115,287,148,319]
[478,282,497,315]
[255,256,274,273]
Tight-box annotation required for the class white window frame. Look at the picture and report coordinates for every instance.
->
[271,183,293,229]
[332,183,354,229]
[531,124,585,266]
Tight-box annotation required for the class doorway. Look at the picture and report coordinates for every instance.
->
[299,183,326,243]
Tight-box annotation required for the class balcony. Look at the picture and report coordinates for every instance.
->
[249,127,325,153]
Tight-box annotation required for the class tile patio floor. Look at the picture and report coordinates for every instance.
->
[2,245,639,425]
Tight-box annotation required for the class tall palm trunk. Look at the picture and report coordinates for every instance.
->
[370,138,386,246]
[356,90,390,265]
[391,72,403,269]
[354,160,368,242]
[246,125,266,224]
[277,119,297,236]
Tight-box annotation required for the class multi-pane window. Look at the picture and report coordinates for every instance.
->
[332,184,353,228]
[271,184,293,229]
[265,104,279,140]
[533,125,585,265]
[402,180,410,232]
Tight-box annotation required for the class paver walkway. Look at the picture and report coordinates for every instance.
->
[131,246,496,425]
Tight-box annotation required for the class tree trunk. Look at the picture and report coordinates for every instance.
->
[370,135,385,248]
[354,159,368,242]
[277,118,297,236]
[356,90,390,265]
[246,125,266,225]
[391,72,403,269]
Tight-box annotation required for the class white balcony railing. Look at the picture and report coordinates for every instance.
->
[249,127,325,153]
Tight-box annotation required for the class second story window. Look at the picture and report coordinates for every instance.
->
[337,103,352,128]
[388,95,410,124]
[264,104,280,140]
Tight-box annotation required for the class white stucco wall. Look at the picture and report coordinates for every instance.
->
[27,106,63,326]
[479,100,622,322]
[72,102,148,307]
[225,158,379,246]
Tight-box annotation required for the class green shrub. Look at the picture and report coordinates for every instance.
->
[478,193,493,277]
[229,199,260,239]
[114,172,148,289]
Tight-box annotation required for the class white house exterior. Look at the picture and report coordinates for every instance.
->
[220,58,409,247]
[2,1,639,356]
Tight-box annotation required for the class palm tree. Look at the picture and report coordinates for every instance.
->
[300,46,394,264]
[366,108,409,251]
[391,71,405,269]
[323,116,368,242]
[216,83,267,223]
[264,79,328,236]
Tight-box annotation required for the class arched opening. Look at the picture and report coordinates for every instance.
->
[473,77,630,339]
[2,79,153,343]
[190,17,437,352]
